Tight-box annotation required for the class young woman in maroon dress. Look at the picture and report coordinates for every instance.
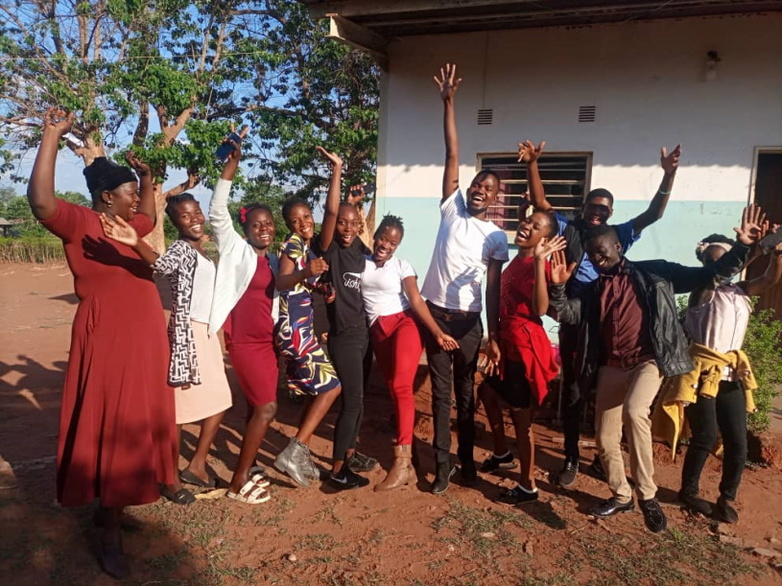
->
[26,108,178,579]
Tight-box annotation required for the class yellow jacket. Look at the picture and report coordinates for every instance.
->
[652,343,757,460]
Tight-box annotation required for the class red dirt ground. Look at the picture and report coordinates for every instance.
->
[1,262,782,585]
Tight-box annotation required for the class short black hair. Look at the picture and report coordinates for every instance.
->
[281,196,309,223]
[541,211,558,238]
[696,233,735,263]
[374,214,404,240]
[165,192,198,221]
[584,223,619,245]
[473,169,502,185]
[584,188,614,207]
[239,203,274,232]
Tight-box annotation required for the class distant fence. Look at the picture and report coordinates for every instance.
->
[0,238,65,263]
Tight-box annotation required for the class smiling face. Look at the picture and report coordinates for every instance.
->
[585,233,623,273]
[582,195,613,227]
[105,181,140,222]
[515,211,555,249]
[244,208,276,251]
[336,205,360,248]
[170,200,205,242]
[373,225,402,263]
[285,203,315,241]
[466,172,500,216]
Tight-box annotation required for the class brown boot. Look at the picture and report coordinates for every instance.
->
[374,444,413,492]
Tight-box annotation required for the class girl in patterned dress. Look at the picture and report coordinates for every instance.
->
[273,147,343,487]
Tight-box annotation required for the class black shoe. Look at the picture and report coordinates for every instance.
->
[587,456,607,482]
[459,459,478,487]
[556,458,579,489]
[480,452,517,473]
[496,485,539,506]
[715,496,739,524]
[431,462,456,495]
[639,498,668,533]
[346,451,378,473]
[329,467,370,491]
[590,496,634,517]
[678,490,712,516]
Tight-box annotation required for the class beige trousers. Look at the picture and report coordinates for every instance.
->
[595,362,663,502]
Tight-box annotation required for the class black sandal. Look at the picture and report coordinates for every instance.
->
[160,486,195,505]
[179,469,216,488]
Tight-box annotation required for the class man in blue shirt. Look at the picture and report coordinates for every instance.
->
[517,139,681,489]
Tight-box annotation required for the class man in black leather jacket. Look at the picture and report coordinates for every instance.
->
[548,207,761,533]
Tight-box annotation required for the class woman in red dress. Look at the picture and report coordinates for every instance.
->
[26,109,178,579]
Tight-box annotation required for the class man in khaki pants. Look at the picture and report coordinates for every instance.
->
[548,209,760,532]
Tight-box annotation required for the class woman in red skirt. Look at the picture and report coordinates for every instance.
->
[27,109,177,579]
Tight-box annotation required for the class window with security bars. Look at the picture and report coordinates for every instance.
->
[480,153,592,236]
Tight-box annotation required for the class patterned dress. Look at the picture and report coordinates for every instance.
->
[275,233,341,395]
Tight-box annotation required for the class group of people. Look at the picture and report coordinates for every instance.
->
[26,62,781,579]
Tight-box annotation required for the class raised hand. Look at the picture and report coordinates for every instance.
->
[534,235,567,261]
[99,213,139,247]
[42,107,74,138]
[517,140,546,164]
[433,63,461,102]
[550,250,577,285]
[660,144,682,175]
[305,257,329,278]
[315,146,343,168]
[734,204,767,246]
[124,150,151,177]
[346,184,365,206]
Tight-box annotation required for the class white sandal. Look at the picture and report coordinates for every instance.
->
[249,465,271,489]
[226,478,270,504]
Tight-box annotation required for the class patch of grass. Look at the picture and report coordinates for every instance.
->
[300,532,338,551]
[145,552,189,573]
[367,528,385,545]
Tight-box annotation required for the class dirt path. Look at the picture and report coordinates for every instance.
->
[1,262,781,585]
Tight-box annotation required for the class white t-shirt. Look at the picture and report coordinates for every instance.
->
[421,189,509,312]
[361,255,416,325]
[189,253,216,324]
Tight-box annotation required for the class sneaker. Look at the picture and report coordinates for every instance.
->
[678,490,712,516]
[346,451,379,473]
[274,438,311,487]
[555,458,579,489]
[587,455,607,482]
[639,498,667,533]
[715,497,739,524]
[431,462,456,495]
[590,496,634,517]
[496,485,539,505]
[329,467,370,491]
[480,452,517,473]
[459,459,478,487]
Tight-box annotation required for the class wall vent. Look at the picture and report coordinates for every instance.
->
[578,105,596,123]
[477,108,493,125]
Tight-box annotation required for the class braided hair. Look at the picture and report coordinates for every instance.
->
[374,214,405,240]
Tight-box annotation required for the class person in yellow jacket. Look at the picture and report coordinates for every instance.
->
[657,218,782,524]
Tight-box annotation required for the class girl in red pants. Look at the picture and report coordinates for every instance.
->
[361,215,459,491]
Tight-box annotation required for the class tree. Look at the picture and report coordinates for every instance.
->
[0,185,17,217]
[0,1,380,250]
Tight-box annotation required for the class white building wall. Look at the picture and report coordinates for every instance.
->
[375,13,782,278]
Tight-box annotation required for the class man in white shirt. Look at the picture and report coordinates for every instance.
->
[421,63,510,494]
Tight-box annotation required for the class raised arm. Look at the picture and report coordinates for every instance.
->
[548,250,582,324]
[632,144,681,234]
[209,129,247,251]
[27,108,74,221]
[124,151,155,224]
[99,213,161,267]
[402,276,459,351]
[532,236,567,316]
[434,63,462,201]
[518,140,552,212]
[741,242,782,296]
[315,146,343,251]
[346,184,374,250]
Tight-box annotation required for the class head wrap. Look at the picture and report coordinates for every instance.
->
[83,157,137,197]
[696,240,733,257]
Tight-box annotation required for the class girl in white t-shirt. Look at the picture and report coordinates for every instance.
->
[362,215,459,491]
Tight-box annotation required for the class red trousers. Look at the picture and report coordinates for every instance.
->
[370,310,423,446]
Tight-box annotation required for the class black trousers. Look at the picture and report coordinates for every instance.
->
[559,323,583,461]
[329,327,371,461]
[424,303,483,466]
[681,380,747,502]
